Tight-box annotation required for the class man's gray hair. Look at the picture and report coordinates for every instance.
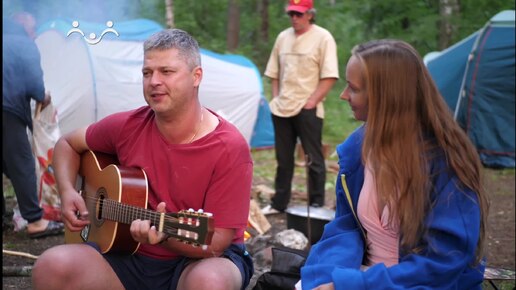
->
[307,8,316,23]
[144,28,201,69]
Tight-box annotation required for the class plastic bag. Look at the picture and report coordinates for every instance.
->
[11,100,62,231]
[32,101,62,221]
[12,202,28,232]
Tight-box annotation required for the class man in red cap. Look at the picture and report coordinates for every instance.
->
[262,0,339,215]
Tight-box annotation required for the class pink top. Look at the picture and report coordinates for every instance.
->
[357,164,399,267]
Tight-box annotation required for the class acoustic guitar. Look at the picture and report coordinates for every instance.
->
[64,150,215,254]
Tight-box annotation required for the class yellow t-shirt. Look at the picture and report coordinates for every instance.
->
[264,24,339,119]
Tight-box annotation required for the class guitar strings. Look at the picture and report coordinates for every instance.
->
[83,196,201,237]
[81,195,207,242]
[82,195,205,225]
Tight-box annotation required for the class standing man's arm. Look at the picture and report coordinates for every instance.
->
[38,92,52,111]
[270,78,280,99]
[304,78,337,109]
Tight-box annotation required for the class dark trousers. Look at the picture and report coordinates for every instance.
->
[271,109,325,211]
[2,111,42,223]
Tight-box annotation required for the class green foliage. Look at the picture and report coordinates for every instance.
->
[169,0,514,89]
[458,0,516,34]
[173,0,229,52]
[482,280,516,290]
[3,184,15,199]
[139,0,166,24]
[7,0,514,75]
[486,168,516,197]
[167,0,513,147]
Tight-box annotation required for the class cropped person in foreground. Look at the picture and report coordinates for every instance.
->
[32,28,253,290]
[301,39,489,290]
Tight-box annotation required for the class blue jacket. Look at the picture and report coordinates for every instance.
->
[301,125,485,289]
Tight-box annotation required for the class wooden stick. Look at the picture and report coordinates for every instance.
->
[3,249,39,259]
[3,265,33,277]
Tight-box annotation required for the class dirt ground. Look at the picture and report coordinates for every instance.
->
[2,165,515,289]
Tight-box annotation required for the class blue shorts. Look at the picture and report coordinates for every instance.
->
[87,243,254,290]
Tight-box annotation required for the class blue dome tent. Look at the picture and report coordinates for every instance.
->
[425,10,515,168]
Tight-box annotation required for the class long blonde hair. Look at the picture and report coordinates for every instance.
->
[352,39,488,263]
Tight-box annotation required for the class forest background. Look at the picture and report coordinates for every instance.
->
[3,0,515,75]
[4,0,514,143]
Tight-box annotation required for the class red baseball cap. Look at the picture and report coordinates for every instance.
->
[286,0,314,13]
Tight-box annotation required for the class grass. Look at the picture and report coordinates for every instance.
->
[3,184,15,198]
[483,281,516,290]
[487,168,516,181]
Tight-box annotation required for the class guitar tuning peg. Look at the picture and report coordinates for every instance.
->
[197,209,204,214]
[201,245,208,251]
[205,212,213,217]
[188,208,194,212]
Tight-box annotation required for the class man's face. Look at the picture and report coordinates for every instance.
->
[142,48,202,115]
[287,10,312,34]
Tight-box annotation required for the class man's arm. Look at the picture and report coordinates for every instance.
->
[53,127,91,231]
[161,227,236,258]
[270,78,280,99]
[304,78,337,109]
[37,92,52,111]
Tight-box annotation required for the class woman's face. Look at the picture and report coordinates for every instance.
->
[340,55,368,121]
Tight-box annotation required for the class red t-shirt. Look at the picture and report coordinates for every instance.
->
[85,106,252,259]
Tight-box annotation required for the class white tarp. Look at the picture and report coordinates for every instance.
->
[35,19,266,144]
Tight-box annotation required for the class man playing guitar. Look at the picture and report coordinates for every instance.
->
[32,29,254,290]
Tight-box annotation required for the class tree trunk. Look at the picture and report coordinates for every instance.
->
[259,0,269,44]
[227,0,240,52]
[165,0,174,28]
[438,0,459,49]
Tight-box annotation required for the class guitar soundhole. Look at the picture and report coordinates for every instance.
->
[95,187,107,226]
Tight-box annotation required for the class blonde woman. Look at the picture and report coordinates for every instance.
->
[301,39,489,289]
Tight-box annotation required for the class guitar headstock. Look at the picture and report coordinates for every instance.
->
[165,209,214,247]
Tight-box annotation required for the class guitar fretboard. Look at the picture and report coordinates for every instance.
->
[100,198,165,227]
[83,195,211,245]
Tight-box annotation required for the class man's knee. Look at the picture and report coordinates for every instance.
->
[179,257,242,290]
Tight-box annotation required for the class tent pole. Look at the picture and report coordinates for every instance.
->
[453,20,492,121]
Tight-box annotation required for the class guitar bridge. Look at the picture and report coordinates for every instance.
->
[80,224,90,242]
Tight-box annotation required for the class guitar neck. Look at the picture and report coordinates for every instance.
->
[99,198,213,245]
[100,198,159,226]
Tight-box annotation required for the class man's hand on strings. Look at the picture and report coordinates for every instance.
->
[130,202,168,245]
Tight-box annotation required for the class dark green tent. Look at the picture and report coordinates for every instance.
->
[425,10,515,168]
